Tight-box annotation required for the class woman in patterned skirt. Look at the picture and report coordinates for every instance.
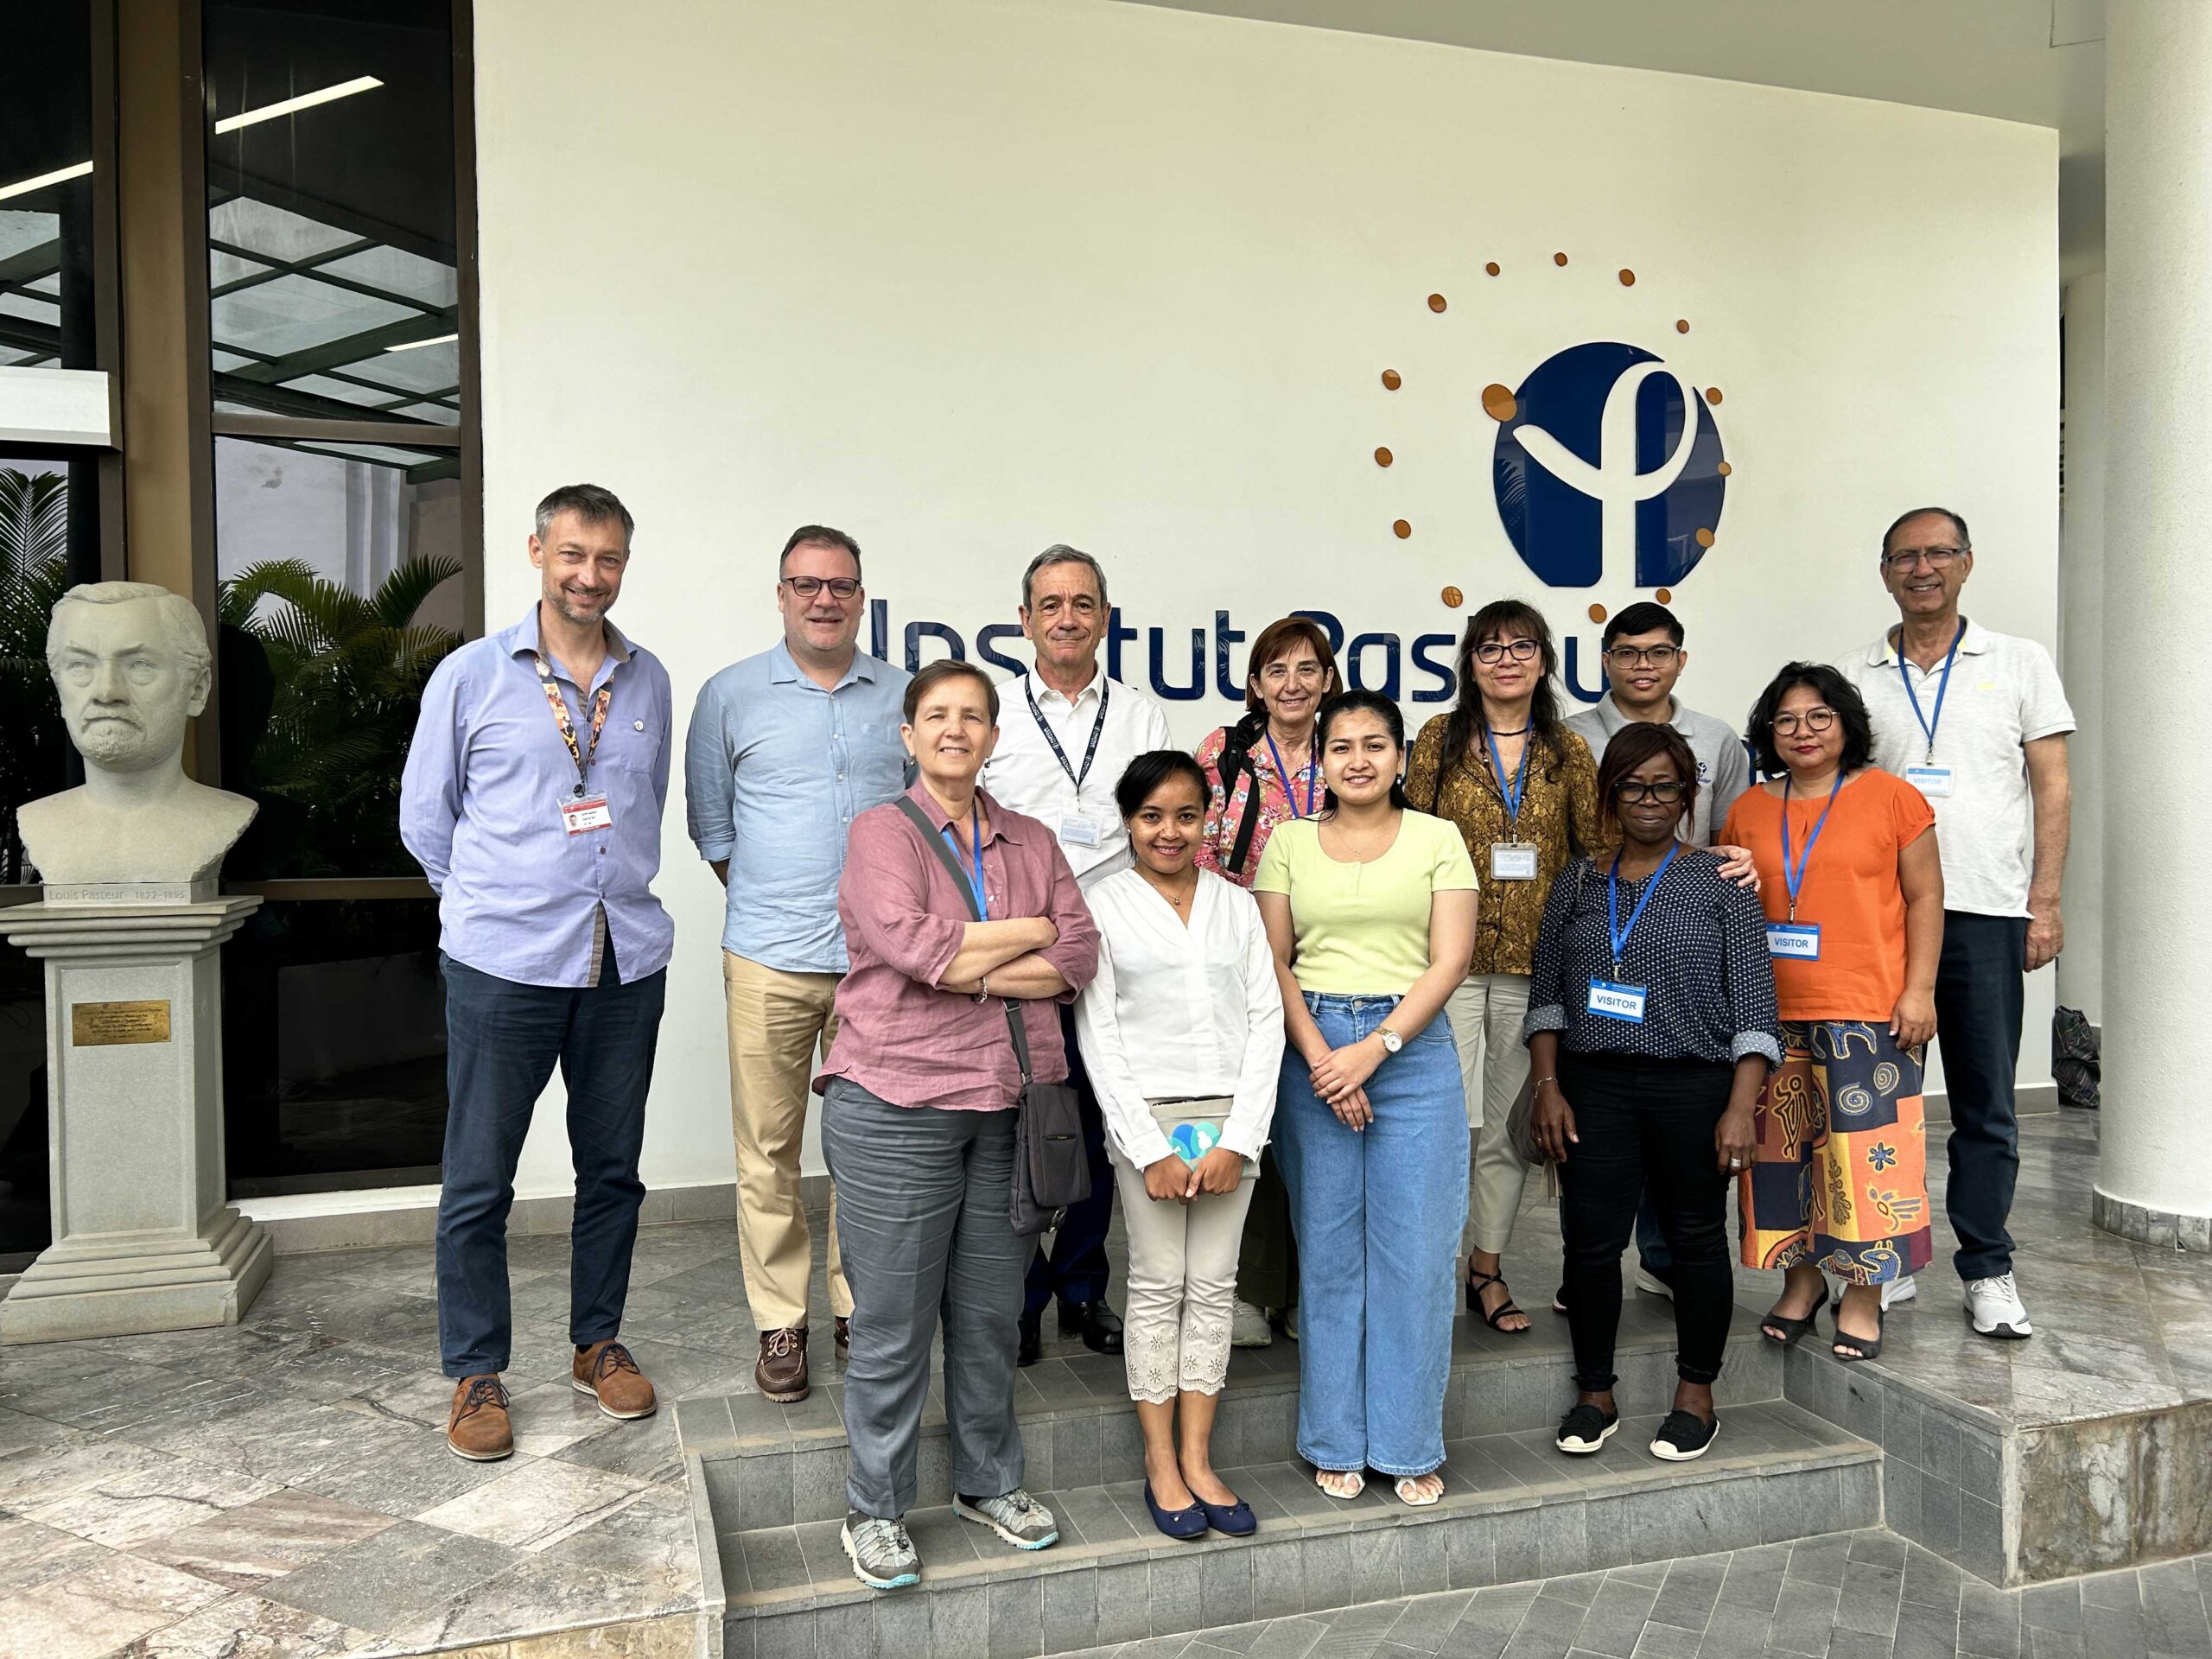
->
[1723,664,1944,1363]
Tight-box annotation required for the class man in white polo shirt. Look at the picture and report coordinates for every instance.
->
[1841,506,2073,1340]
[982,543,1173,1365]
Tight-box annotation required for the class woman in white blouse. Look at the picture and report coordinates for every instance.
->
[1077,751,1285,1541]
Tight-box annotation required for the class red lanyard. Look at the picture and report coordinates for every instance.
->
[532,652,611,798]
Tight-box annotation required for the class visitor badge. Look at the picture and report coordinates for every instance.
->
[1491,842,1539,881]
[1058,812,1102,849]
[1587,978,1648,1023]
[561,795,613,835]
[1905,766,1954,798]
[1766,922,1821,960]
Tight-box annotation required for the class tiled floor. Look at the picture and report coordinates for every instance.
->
[1053,1529,2212,1659]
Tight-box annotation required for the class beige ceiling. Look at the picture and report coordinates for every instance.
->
[1121,0,2105,283]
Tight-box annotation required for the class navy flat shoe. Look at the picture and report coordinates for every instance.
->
[1197,1494,1256,1536]
[1143,1482,1209,1541]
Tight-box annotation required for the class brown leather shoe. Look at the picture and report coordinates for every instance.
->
[572,1339,657,1420]
[446,1374,513,1461]
[756,1326,809,1402]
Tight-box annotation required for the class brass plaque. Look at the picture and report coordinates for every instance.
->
[70,1000,172,1047]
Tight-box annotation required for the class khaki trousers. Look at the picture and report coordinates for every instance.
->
[723,950,850,1331]
[1448,972,1535,1256]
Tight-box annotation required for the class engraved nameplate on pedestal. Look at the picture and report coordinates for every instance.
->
[70,1000,173,1046]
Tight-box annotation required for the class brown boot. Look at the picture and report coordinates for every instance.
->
[446,1374,513,1461]
[756,1326,809,1403]
[572,1339,657,1420]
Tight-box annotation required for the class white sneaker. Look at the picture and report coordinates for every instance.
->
[1880,1275,1917,1311]
[1632,1265,1675,1300]
[1964,1273,2032,1338]
[1230,1299,1274,1349]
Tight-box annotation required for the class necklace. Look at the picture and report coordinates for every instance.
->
[1487,725,1529,737]
[1143,868,1198,912]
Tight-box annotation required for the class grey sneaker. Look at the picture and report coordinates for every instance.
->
[841,1510,921,1590]
[953,1488,1059,1551]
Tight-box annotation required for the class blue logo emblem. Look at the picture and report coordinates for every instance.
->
[1490,342,1726,589]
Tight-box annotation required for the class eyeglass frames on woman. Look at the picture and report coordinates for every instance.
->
[1259,659,1328,684]
[783,575,861,600]
[1880,546,1966,573]
[1770,709,1837,735]
[1604,645,1681,668]
[1473,638,1541,665]
[1612,779,1686,804]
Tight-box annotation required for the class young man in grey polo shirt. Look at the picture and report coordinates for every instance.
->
[1841,506,2073,1340]
[1566,601,1755,1302]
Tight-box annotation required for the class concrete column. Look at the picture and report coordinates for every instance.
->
[2057,274,2104,1028]
[2097,0,2212,1248]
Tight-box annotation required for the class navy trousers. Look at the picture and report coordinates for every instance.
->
[1933,911,2029,1281]
[1022,1003,1116,1319]
[435,950,666,1377]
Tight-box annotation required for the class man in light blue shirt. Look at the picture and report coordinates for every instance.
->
[683,524,909,1404]
[400,483,671,1462]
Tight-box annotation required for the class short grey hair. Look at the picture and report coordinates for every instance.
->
[535,482,634,547]
[48,582,212,678]
[1020,543,1109,612]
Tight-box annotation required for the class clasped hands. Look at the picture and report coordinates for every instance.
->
[1305,1033,1383,1131]
[1142,1146,1246,1202]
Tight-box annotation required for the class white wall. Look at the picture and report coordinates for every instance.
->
[472,0,2061,1198]
[2057,274,2104,1028]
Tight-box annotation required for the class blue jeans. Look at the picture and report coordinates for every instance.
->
[435,952,666,1377]
[1273,992,1467,1478]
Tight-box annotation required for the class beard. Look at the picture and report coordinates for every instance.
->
[73,717,151,765]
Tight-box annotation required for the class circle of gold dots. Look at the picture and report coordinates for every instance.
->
[1393,519,1413,539]
[1587,602,1608,623]
[1382,368,1402,390]
[1656,587,1674,604]
[1717,461,1733,477]
[1554,251,1569,267]
[1485,261,1501,276]
[1694,528,1716,549]
[1705,386,1724,405]
[1618,269,1636,287]
[1675,319,1690,334]
[1375,447,1393,467]
[1441,586,1464,608]
[1427,293,1447,313]
[1481,384,1517,422]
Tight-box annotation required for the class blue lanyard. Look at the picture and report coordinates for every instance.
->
[1896,620,1964,765]
[1264,733,1318,819]
[1605,842,1680,976]
[1780,775,1847,923]
[942,818,988,918]
[1485,728,1529,825]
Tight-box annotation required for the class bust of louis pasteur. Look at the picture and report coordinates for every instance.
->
[18,582,256,888]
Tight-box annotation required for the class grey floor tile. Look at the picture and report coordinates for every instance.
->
[1573,1579,1659,1658]
[1649,1555,1730,1634]
[1765,1577,1843,1658]
[1833,1562,1904,1639]
[256,1518,520,1633]
[1500,1592,1591,1659]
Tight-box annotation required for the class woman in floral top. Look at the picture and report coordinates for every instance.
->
[1195,615,1341,1350]
[1406,601,1601,1335]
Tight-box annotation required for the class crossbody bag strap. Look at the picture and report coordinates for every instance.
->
[895,795,1034,1084]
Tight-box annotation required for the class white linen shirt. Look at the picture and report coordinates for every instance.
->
[1839,618,2075,918]
[1074,868,1285,1168]
[981,668,1174,887]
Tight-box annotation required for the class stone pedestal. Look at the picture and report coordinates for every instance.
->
[1,892,270,1344]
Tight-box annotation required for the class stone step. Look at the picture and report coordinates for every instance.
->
[679,1298,1783,1529]
[708,1398,1881,1658]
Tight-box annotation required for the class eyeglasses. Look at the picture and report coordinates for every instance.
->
[1770,709,1836,735]
[1880,546,1967,573]
[1259,660,1329,685]
[1612,779,1686,804]
[1604,645,1681,669]
[783,575,861,600]
[1473,638,1541,665]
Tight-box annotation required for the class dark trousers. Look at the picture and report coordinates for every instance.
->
[1934,911,2028,1281]
[1235,1144,1300,1310]
[1557,1053,1735,1392]
[435,951,666,1378]
[1023,1003,1116,1319]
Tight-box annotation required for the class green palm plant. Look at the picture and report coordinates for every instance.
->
[219,552,461,876]
[0,468,74,884]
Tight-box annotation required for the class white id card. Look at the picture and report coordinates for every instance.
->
[1588,978,1648,1023]
[1904,766,1954,798]
[561,794,613,835]
[1766,922,1821,960]
[1058,813,1102,849]
[1491,842,1539,881]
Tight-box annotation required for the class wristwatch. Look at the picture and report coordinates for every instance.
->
[1377,1027,1403,1055]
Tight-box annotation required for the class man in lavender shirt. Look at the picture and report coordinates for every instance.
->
[400,483,672,1463]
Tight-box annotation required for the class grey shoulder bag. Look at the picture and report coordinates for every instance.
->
[896,798,1090,1236]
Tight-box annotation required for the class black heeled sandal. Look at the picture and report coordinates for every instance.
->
[1758,1286,1830,1347]
[1466,1268,1529,1334]
[1831,1303,1885,1363]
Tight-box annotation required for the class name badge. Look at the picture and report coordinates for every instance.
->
[1905,766,1954,798]
[1491,842,1539,881]
[1058,813,1102,849]
[1588,978,1648,1023]
[1766,922,1821,960]
[561,795,613,835]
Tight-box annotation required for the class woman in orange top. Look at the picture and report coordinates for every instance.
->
[1721,664,1942,1364]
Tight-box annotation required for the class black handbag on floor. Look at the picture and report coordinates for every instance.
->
[897,797,1090,1236]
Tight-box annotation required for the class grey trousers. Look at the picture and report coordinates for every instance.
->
[822,1078,1027,1519]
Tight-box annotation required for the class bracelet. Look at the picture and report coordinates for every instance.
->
[1531,1076,1558,1091]
[973,971,991,1004]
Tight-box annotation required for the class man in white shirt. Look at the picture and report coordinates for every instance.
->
[981,545,1173,1363]
[1840,507,2074,1340]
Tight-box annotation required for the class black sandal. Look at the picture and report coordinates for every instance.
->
[1758,1286,1830,1347]
[1831,1304,1885,1363]
[1466,1268,1529,1334]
